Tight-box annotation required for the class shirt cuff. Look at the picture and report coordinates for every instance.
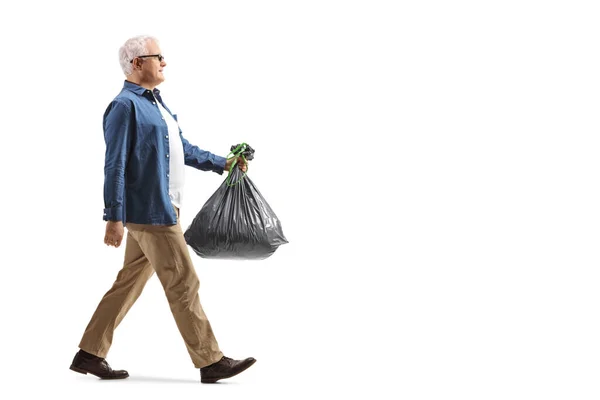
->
[103,206,123,221]
[214,155,227,175]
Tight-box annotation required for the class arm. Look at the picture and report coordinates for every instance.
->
[180,134,228,174]
[102,100,132,222]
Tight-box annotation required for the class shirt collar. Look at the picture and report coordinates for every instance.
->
[123,80,161,97]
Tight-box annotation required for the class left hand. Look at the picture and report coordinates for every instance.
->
[225,156,248,173]
[104,221,124,248]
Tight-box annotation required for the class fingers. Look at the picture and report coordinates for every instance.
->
[237,157,248,172]
[104,234,123,248]
[104,221,124,248]
[228,156,248,172]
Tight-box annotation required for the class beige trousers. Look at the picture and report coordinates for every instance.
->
[78,207,223,368]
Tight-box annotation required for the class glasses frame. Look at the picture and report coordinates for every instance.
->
[130,54,164,63]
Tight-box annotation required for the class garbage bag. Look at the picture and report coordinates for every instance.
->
[184,164,288,260]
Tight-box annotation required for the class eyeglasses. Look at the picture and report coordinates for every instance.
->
[130,54,164,63]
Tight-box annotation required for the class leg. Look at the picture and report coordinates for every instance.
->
[127,218,223,368]
[78,230,155,358]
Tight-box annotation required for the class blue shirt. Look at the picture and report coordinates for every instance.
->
[103,81,227,225]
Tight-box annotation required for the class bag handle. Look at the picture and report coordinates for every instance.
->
[225,142,249,187]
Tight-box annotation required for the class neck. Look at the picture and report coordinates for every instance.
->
[127,75,156,91]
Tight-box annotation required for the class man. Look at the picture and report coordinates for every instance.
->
[70,35,255,384]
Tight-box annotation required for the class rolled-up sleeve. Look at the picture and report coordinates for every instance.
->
[102,100,132,221]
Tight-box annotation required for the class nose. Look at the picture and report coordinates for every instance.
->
[161,59,167,67]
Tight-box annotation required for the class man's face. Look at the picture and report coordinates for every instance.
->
[139,40,167,86]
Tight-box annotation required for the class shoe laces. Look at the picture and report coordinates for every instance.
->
[222,356,234,365]
[100,359,113,372]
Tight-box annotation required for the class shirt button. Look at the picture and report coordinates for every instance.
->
[153,102,156,105]
[162,117,165,120]
[166,154,169,158]
[167,174,169,177]
[166,135,169,139]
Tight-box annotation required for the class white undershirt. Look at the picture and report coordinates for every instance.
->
[155,96,185,209]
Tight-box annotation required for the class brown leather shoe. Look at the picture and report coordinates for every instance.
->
[69,350,129,380]
[200,356,256,383]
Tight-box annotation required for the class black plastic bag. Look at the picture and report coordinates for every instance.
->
[184,164,288,260]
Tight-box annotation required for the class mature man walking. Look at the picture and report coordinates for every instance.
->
[70,35,255,384]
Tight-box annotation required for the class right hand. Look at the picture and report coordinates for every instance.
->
[225,156,248,173]
[104,221,124,248]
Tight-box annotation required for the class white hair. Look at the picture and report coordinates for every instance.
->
[118,35,159,76]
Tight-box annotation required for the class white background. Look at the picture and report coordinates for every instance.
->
[0,0,599,399]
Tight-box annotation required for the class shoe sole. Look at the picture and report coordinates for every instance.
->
[201,359,257,383]
[70,365,129,380]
